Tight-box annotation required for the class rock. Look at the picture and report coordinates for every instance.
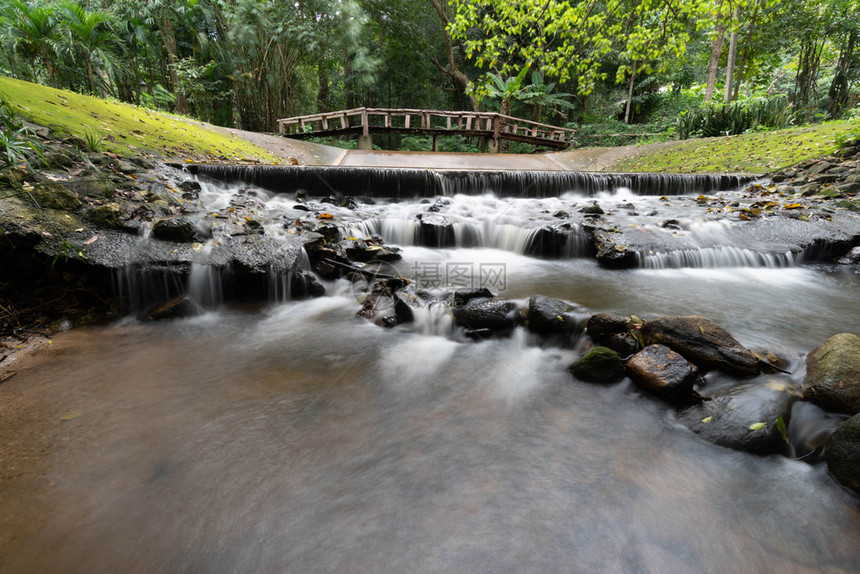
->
[587,313,629,338]
[526,295,581,334]
[803,333,860,415]
[592,231,636,269]
[417,213,455,247]
[152,217,200,242]
[290,270,326,299]
[524,226,569,258]
[580,203,605,215]
[453,298,521,334]
[627,344,697,403]
[642,315,760,377]
[600,332,640,356]
[452,288,495,308]
[825,414,860,494]
[143,295,203,321]
[86,203,124,228]
[28,182,82,211]
[837,247,860,266]
[568,346,626,383]
[677,382,796,455]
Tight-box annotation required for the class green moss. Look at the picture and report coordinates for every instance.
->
[0,76,280,163]
[613,120,860,174]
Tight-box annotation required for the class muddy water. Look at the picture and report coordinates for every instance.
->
[2,263,860,573]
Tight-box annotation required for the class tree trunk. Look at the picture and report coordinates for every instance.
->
[317,66,330,112]
[428,0,479,111]
[162,17,188,115]
[723,8,738,104]
[793,38,824,113]
[732,3,760,101]
[624,71,636,124]
[705,5,725,104]
[828,31,857,117]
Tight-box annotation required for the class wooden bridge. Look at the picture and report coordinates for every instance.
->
[276,108,576,151]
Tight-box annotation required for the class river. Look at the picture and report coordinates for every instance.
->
[1,175,859,573]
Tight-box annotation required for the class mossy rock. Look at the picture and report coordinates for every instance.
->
[825,414,860,494]
[27,182,82,211]
[568,346,626,383]
[86,202,124,228]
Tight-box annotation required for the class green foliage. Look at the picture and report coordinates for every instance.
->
[678,96,796,139]
[0,92,40,168]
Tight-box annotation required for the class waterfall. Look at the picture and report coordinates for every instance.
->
[637,247,802,269]
[184,164,753,198]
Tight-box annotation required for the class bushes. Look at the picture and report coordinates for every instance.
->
[678,96,796,139]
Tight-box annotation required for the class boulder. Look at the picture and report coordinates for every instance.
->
[86,202,124,228]
[524,226,569,258]
[526,295,582,334]
[568,346,626,384]
[417,213,455,247]
[642,315,760,377]
[825,414,860,494]
[152,217,199,243]
[28,182,82,211]
[803,333,860,415]
[452,288,495,308]
[587,313,629,338]
[677,382,796,455]
[627,344,698,403]
[453,298,521,334]
[143,295,203,321]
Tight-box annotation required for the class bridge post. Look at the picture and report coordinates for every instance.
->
[357,134,373,150]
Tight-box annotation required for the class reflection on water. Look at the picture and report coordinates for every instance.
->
[2,287,859,572]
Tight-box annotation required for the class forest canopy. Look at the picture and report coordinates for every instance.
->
[0,0,857,145]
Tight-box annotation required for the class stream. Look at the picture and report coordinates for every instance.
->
[2,172,859,573]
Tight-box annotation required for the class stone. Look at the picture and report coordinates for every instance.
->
[86,202,124,228]
[587,313,629,338]
[568,346,626,384]
[452,288,495,308]
[803,333,860,415]
[417,213,455,247]
[526,295,581,334]
[600,332,640,356]
[580,203,605,215]
[152,217,199,243]
[28,182,82,211]
[524,226,570,258]
[453,298,521,333]
[143,295,203,321]
[837,247,860,266]
[627,344,698,402]
[642,315,760,377]
[678,382,796,455]
[825,414,860,494]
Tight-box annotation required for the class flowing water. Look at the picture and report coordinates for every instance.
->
[2,173,860,573]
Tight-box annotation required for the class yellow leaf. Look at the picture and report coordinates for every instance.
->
[60,411,82,421]
[749,422,767,430]
[783,203,803,209]
[701,416,712,423]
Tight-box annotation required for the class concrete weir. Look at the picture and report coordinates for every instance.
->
[181,164,754,198]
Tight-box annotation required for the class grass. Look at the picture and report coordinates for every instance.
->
[613,120,860,173]
[0,76,280,163]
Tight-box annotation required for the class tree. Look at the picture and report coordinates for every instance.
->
[57,0,118,95]
[447,0,709,112]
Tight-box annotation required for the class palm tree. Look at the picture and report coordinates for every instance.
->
[2,0,61,86]
[57,1,119,95]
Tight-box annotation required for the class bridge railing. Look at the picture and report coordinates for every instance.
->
[276,107,576,146]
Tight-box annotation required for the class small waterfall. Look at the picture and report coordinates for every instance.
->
[411,302,455,337]
[638,247,801,269]
[184,164,753,198]
[187,264,224,307]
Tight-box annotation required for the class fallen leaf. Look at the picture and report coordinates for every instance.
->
[0,371,16,383]
[749,422,767,430]
[60,411,82,421]
[84,235,99,245]
[701,416,712,423]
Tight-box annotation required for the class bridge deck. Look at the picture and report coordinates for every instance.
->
[276,108,575,150]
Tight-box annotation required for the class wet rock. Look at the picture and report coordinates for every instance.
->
[152,217,200,243]
[85,202,124,228]
[417,213,455,247]
[28,182,82,211]
[837,247,860,266]
[601,332,640,356]
[568,346,626,384]
[587,313,629,338]
[627,344,697,403]
[290,270,326,299]
[357,294,401,327]
[825,414,860,494]
[526,295,582,334]
[803,333,860,415]
[336,238,401,262]
[589,229,636,269]
[143,295,203,321]
[580,203,605,215]
[427,198,451,213]
[452,288,494,308]
[678,382,796,455]
[453,298,521,334]
[642,315,760,377]
[524,226,569,258]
